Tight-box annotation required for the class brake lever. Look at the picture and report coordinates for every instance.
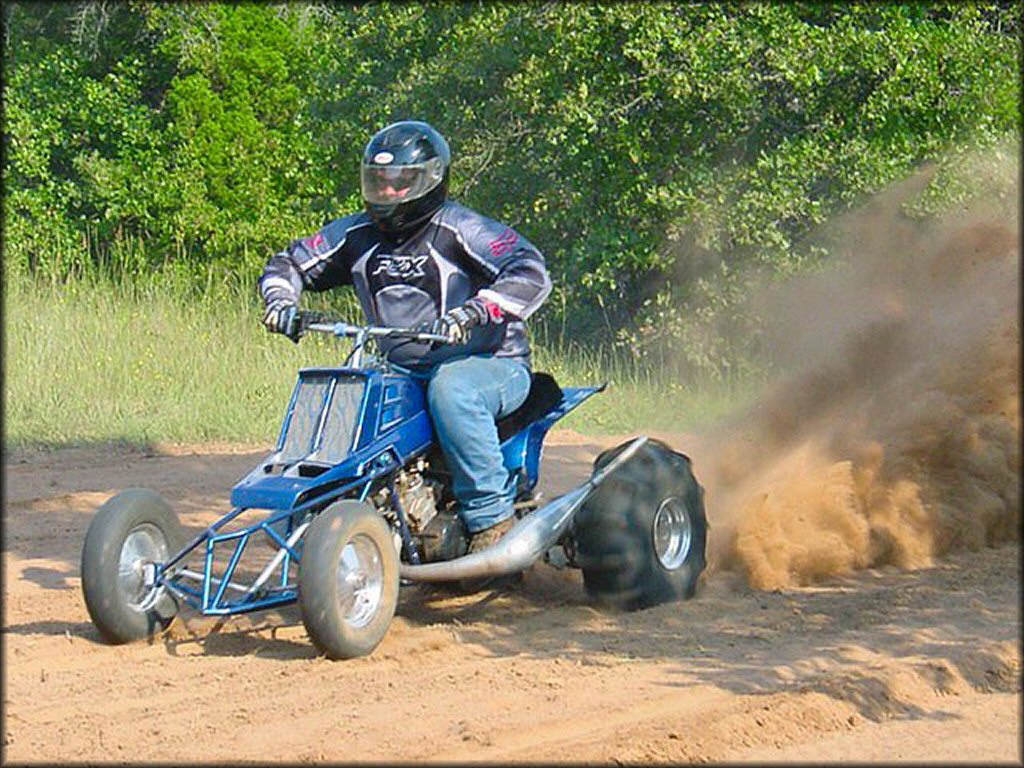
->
[297,310,332,331]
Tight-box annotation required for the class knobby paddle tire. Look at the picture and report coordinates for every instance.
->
[298,500,399,659]
[81,489,186,643]
[573,438,708,611]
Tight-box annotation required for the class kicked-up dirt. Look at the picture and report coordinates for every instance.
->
[2,433,1020,764]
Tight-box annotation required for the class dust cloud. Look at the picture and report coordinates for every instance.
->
[701,155,1020,589]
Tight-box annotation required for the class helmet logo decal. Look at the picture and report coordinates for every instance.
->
[373,151,395,164]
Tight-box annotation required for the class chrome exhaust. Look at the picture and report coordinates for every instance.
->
[399,436,649,582]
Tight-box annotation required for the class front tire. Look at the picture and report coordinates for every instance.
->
[298,500,399,659]
[81,489,186,643]
[573,438,708,610]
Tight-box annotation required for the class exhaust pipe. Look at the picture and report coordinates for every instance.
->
[399,436,649,583]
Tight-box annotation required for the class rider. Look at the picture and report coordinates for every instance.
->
[259,120,551,559]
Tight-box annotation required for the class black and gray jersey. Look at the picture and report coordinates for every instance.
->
[258,201,552,370]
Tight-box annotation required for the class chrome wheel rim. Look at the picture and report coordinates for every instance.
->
[118,523,168,612]
[337,534,384,629]
[652,497,692,570]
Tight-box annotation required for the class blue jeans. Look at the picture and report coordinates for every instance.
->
[426,355,532,534]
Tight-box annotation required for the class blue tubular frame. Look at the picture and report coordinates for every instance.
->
[161,465,408,615]
[156,364,605,617]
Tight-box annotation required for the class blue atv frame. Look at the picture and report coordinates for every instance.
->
[167,322,600,617]
[81,314,707,659]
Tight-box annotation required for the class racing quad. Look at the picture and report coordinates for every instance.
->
[81,313,708,659]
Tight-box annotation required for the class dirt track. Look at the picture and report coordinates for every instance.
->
[2,433,1019,764]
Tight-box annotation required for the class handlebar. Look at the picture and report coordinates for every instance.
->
[298,312,450,345]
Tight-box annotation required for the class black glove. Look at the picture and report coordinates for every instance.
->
[429,297,503,345]
[262,293,301,343]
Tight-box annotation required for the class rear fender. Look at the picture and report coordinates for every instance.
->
[501,384,605,495]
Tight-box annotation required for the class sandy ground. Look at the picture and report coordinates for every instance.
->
[2,432,1019,764]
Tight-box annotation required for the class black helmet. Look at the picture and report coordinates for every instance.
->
[361,121,450,236]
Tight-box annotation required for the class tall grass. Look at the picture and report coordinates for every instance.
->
[4,264,758,449]
[5,268,341,448]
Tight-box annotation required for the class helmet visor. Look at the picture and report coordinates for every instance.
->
[361,157,444,205]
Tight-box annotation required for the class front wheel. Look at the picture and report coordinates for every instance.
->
[81,489,186,643]
[298,500,399,659]
[573,438,708,611]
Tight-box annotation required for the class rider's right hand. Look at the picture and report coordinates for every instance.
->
[262,296,301,343]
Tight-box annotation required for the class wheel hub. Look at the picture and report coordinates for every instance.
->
[117,523,169,611]
[337,534,385,629]
[652,497,692,570]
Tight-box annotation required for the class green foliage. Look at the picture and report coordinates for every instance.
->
[151,4,335,267]
[3,2,334,276]
[3,1,1021,384]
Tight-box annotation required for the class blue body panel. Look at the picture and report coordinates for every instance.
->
[230,368,435,511]
[231,368,602,512]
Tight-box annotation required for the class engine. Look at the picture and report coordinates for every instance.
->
[394,462,439,533]
[387,460,467,563]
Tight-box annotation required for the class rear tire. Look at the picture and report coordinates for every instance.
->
[573,438,707,610]
[81,489,186,643]
[299,500,399,659]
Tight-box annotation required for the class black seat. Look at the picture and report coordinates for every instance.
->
[496,372,564,442]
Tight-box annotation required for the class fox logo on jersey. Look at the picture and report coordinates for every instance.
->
[371,254,430,279]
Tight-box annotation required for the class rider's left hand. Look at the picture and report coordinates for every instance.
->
[428,297,504,345]
[263,296,302,343]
